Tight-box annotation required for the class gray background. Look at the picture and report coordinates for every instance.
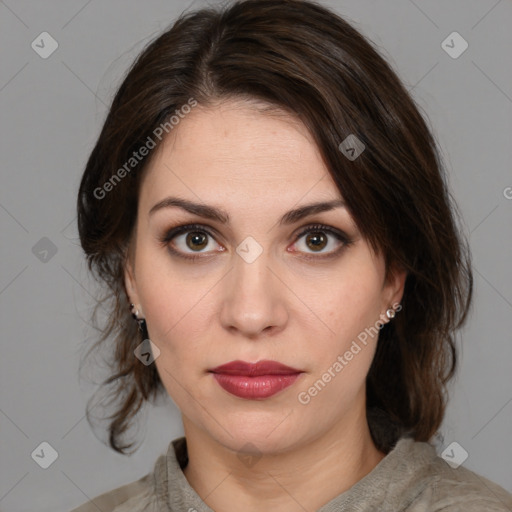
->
[1,0,511,511]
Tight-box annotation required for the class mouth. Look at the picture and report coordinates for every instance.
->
[208,360,304,400]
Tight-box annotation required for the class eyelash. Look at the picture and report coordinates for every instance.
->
[159,223,354,261]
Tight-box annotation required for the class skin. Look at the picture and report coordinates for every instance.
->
[124,99,407,512]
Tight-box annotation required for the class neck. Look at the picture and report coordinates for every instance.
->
[182,406,386,512]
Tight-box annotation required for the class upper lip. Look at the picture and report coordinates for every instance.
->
[209,360,302,376]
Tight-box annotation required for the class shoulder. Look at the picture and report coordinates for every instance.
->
[69,473,151,512]
[406,440,512,511]
[69,437,191,512]
[69,450,171,512]
[428,464,512,511]
[69,473,157,512]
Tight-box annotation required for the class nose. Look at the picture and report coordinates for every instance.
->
[219,248,289,339]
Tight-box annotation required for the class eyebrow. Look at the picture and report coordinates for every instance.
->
[148,196,346,226]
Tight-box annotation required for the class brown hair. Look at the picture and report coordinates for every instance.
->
[77,0,473,454]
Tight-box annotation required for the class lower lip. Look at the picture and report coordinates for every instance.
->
[212,373,302,399]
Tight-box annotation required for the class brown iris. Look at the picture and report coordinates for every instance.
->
[186,232,208,251]
[305,231,327,251]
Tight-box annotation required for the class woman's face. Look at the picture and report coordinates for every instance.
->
[125,99,406,454]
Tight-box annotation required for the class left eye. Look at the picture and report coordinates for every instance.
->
[292,225,347,255]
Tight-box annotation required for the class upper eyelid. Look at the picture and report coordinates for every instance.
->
[165,222,343,235]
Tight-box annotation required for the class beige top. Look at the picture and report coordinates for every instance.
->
[70,435,512,511]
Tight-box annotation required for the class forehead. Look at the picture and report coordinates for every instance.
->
[140,100,343,206]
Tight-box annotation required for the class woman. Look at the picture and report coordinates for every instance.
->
[72,0,512,510]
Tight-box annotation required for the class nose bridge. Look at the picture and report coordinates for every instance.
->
[219,241,287,336]
[233,245,271,293]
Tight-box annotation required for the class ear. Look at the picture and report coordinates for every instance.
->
[124,255,140,306]
[382,263,408,312]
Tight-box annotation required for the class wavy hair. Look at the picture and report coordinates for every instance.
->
[77,0,473,454]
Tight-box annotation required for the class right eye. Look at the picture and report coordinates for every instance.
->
[160,223,225,260]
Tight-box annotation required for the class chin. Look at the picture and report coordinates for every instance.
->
[207,413,306,456]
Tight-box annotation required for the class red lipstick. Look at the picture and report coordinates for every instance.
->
[209,360,303,400]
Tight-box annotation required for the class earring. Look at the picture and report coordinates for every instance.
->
[129,302,146,331]
[386,308,396,319]
[129,303,140,319]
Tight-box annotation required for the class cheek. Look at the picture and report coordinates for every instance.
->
[135,246,214,337]
[138,264,210,403]
[299,297,381,412]
[308,265,384,345]
[296,266,385,404]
